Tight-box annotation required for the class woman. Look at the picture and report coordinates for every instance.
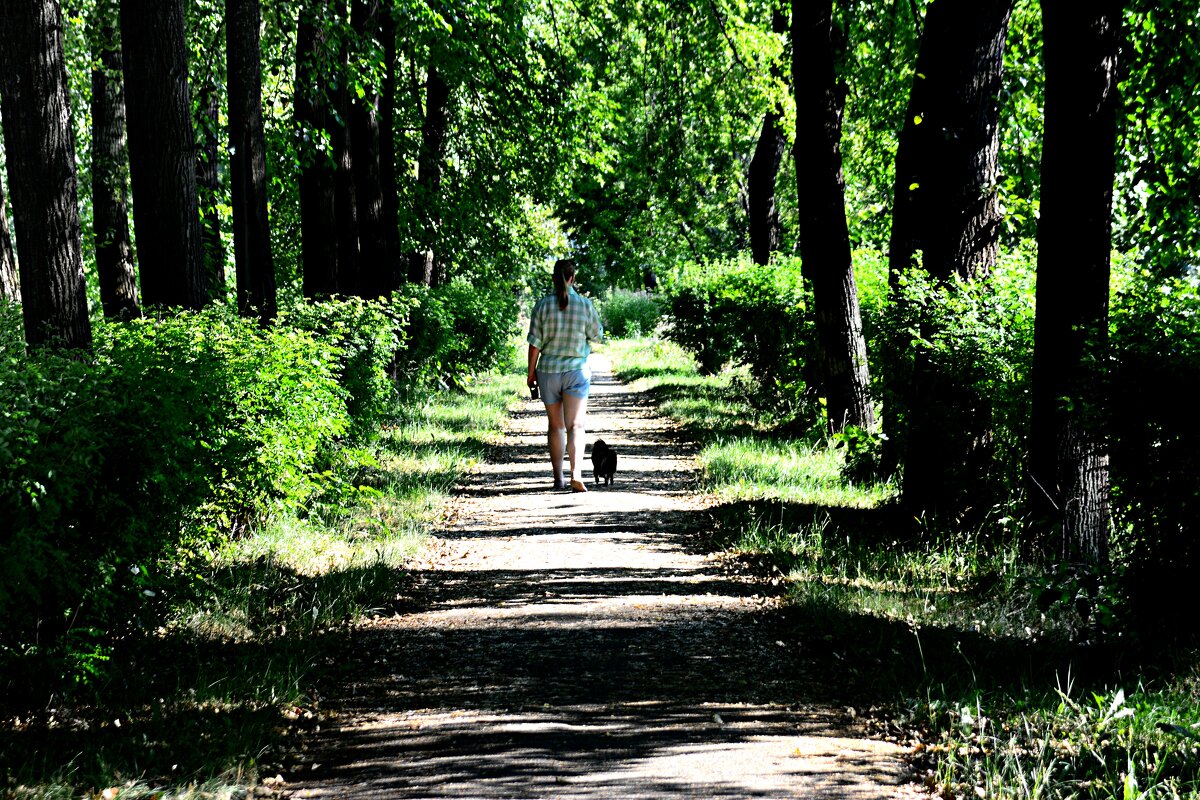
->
[527,259,604,492]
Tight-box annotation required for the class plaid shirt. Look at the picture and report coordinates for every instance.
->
[527,287,603,373]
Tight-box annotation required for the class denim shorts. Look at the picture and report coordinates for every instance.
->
[536,366,591,405]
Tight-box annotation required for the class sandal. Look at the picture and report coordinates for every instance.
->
[570,479,588,493]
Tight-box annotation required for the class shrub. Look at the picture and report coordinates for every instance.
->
[875,251,1037,501]
[395,278,519,390]
[280,296,408,442]
[0,307,348,680]
[663,254,817,421]
[599,288,662,338]
[1109,264,1200,638]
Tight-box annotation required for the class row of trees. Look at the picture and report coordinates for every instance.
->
[0,0,577,344]
[2,0,1196,577]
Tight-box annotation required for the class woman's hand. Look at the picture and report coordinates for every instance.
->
[527,344,540,388]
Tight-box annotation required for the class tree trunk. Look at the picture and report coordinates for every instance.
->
[379,6,402,289]
[0,0,92,350]
[332,3,360,297]
[90,0,140,320]
[888,0,1013,519]
[791,0,873,434]
[120,0,207,308]
[408,62,450,287]
[227,0,276,321]
[748,110,786,266]
[350,0,390,299]
[1028,0,1123,565]
[195,80,227,302]
[747,7,788,267]
[296,2,340,299]
[0,161,19,304]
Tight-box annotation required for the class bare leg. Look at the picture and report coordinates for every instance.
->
[563,392,588,489]
[545,402,567,486]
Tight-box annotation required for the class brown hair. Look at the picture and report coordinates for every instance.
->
[553,259,576,311]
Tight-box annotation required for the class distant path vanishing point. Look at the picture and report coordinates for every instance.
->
[287,354,921,799]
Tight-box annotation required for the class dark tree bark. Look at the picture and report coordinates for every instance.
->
[0,162,18,304]
[333,36,360,297]
[407,62,450,287]
[747,6,788,267]
[350,0,391,299]
[90,0,140,320]
[379,6,402,288]
[887,0,1013,518]
[1028,0,1124,565]
[296,2,340,299]
[227,0,277,321]
[0,0,91,349]
[120,0,207,308]
[195,81,227,302]
[791,0,873,434]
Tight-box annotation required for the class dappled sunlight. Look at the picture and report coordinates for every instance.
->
[289,362,917,798]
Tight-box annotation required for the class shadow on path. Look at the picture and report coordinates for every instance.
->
[288,361,917,799]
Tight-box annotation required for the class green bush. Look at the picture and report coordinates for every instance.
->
[876,252,1037,498]
[599,288,662,338]
[1109,264,1200,637]
[0,307,349,680]
[663,255,817,420]
[396,278,519,390]
[280,296,408,442]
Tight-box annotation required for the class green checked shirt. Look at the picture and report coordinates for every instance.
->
[527,287,604,373]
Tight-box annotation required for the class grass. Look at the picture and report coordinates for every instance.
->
[0,368,524,799]
[607,334,1200,800]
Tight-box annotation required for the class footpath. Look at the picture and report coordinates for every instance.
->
[286,356,920,799]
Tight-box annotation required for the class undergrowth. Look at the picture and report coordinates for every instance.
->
[607,334,1200,800]
[0,369,523,800]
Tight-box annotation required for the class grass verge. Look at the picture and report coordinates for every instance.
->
[608,335,1200,800]
[0,370,522,799]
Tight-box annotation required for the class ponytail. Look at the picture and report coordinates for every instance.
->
[553,259,576,311]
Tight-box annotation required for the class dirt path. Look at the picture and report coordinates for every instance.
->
[287,356,920,799]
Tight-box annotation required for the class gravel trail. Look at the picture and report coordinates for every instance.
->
[287,356,920,799]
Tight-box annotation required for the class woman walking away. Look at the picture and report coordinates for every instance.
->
[527,259,604,492]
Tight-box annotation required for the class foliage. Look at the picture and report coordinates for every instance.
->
[394,278,520,391]
[877,250,1037,498]
[0,307,348,683]
[662,254,818,423]
[598,288,663,338]
[280,296,410,442]
[557,0,784,286]
[1109,263,1200,637]
[0,371,522,796]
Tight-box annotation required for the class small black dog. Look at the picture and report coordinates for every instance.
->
[590,439,618,486]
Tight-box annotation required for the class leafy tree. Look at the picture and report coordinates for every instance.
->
[227,0,277,319]
[791,0,873,433]
[0,0,92,349]
[886,0,1014,517]
[120,0,208,308]
[1028,0,1125,564]
[746,5,788,266]
[89,0,140,320]
[296,0,342,299]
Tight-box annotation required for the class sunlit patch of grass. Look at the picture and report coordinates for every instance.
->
[701,437,897,507]
[11,770,265,800]
[891,677,1200,800]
